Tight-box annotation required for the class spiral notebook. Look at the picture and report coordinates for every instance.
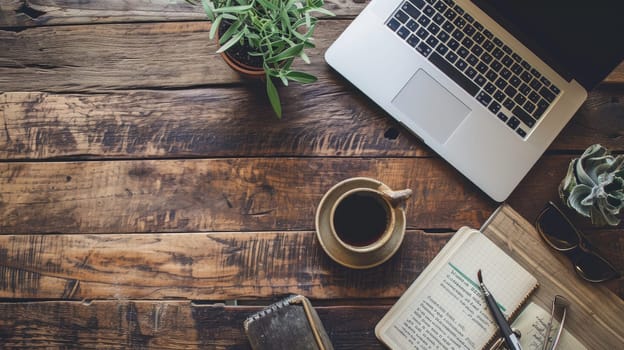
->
[375,227,538,349]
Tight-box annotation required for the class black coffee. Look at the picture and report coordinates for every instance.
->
[333,192,390,247]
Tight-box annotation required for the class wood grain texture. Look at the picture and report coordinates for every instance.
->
[0,87,425,159]
[549,87,624,151]
[0,301,388,349]
[0,87,622,160]
[0,21,238,90]
[2,156,619,235]
[0,158,495,234]
[1,20,623,92]
[604,61,624,84]
[482,205,624,349]
[0,0,622,346]
[0,20,345,91]
[0,0,362,27]
[0,230,450,299]
[0,0,208,27]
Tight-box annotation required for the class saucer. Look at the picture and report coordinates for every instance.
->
[315,177,406,269]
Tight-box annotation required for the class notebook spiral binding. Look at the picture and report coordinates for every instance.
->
[246,294,299,322]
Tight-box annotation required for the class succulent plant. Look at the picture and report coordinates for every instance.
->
[559,144,624,226]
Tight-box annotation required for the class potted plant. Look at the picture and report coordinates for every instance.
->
[559,144,624,226]
[188,0,334,118]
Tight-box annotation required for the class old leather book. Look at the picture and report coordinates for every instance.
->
[243,294,334,350]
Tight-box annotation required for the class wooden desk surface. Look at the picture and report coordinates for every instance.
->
[0,1,622,348]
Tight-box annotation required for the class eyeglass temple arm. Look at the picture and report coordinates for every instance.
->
[542,296,569,350]
[549,305,567,350]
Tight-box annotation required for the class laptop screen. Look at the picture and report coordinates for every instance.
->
[473,0,624,90]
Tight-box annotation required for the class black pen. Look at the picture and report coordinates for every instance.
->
[477,269,522,350]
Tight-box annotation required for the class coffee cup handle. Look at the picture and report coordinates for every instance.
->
[380,188,413,207]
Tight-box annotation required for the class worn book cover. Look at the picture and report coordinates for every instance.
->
[244,294,334,350]
[375,227,538,350]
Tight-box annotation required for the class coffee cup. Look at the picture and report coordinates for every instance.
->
[315,177,412,269]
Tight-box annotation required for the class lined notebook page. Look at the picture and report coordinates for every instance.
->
[376,227,538,350]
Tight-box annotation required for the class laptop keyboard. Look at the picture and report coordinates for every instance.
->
[386,0,561,139]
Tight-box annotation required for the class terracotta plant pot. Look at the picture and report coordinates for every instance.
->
[216,22,265,79]
[219,51,265,79]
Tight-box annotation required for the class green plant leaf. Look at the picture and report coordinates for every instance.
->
[291,17,308,29]
[308,0,325,8]
[201,0,215,20]
[256,0,277,11]
[265,43,304,63]
[286,71,317,83]
[245,32,261,43]
[281,36,296,46]
[217,30,244,53]
[213,4,253,13]
[568,184,592,217]
[284,0,297,10]
[306,7,335,17]
[299,51,310,64]
[221,13,238,20]
[266,75,282,118]
[218,19,242,44]
[290,28,308,42]
[209,15,223,39]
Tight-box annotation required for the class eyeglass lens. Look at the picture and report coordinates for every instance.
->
[574,250,619,282]
[537,203,619,283]
[537,206,577,250]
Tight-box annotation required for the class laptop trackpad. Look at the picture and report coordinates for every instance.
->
[392,69,471,144]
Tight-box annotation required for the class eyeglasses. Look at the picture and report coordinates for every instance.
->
[541,295,569,350]
[487,295,570,350]
[535,201,620,283]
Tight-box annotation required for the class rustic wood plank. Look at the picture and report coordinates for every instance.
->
[1,87,622,160]
[0,157,619,289]
[0,156,620,235]
[0,21,239,90]
[0,158,495,234]
[2,20,623,92]
[0,87,426,159]
[482,205,624,349]
[0,301,388,349]
[0,20,345,91]
[0,0,363,27]
[550,87,624,151]
[0,0,206,27]
[0,230,450,299]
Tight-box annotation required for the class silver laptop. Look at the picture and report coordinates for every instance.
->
[325,0,624,201]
